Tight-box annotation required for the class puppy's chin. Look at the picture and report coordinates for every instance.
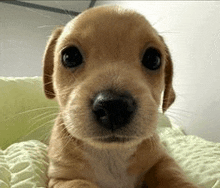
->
[84,135,144,149]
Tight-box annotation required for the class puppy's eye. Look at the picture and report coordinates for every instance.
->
[142,48,161,70]
[61,46,83,68]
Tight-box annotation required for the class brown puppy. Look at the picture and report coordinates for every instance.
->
[43,5,198,188]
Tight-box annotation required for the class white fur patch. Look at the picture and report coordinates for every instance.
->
[84,144,138,188]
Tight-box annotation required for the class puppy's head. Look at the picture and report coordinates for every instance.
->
[43,6,175,147]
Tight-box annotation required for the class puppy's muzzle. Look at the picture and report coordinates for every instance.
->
[92,90,137,131]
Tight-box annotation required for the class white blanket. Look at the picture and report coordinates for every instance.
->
[0,140,48,188]
[158,126,220,187]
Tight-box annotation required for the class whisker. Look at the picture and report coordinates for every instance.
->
[28,113,58,131]
[1,106,58,123]
[159,30,180,35]
[151,16,165,27]
[168,107,195,117]
[18,119,54,143]
[31,111,56,121]
[25,7,63,23]
[165,113,184,126]
[38,25,59,29]
[55,1,73,20]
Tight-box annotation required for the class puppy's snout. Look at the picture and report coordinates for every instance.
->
[92,90,137,131]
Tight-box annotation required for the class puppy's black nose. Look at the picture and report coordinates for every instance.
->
[92,90,136,131]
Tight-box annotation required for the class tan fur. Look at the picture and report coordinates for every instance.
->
[43,6,199,188]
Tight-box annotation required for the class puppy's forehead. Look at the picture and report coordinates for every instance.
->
[59,6,161,50]
[67,6,152,32]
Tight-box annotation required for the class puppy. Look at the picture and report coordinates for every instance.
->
[43,5,199,188]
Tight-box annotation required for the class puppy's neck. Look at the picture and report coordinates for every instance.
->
[83,143,138,188]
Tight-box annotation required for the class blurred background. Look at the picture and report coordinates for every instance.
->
[1,1,220,142]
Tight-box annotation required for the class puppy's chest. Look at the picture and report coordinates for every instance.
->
[84,146,138,188]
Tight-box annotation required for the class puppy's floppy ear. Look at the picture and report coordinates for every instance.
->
[160,36,176,113]
[43,26,63,99]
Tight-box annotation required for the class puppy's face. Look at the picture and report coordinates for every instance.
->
[43,6,175,147]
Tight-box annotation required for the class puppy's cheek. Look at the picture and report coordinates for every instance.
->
[131,103,158,139]
[62,89,93,140]
[128,85,160,138]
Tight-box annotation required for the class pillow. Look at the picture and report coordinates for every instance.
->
[0,140,48,188]
[0,77,58,149]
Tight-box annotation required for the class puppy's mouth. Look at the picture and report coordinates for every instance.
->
[94,135,134,143]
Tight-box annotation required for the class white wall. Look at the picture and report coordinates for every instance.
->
[0,1,89,77]
[1,1,220,142]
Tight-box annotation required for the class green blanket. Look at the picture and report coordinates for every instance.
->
[0,77,58,149]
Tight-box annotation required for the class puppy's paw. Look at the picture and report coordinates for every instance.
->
[156,183,200,188]
[48,179,99,188]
